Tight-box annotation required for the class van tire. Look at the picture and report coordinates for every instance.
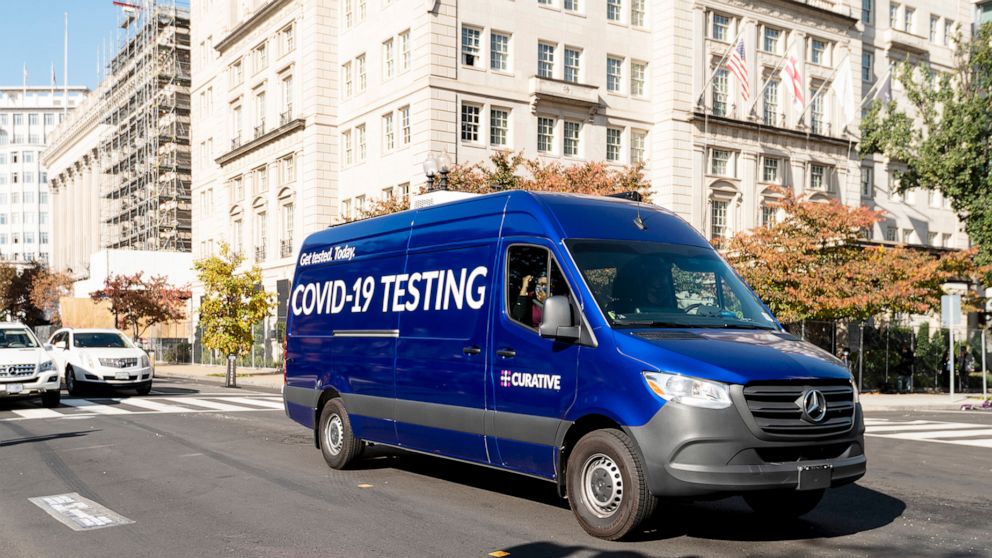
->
[743,488,825,519]
[566,429,656,541]
[318,398,362,469]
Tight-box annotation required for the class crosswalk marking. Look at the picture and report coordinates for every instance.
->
[866,418,992,450]
[0,394,283,422]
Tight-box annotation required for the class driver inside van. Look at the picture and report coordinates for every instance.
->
[613,260,677,315]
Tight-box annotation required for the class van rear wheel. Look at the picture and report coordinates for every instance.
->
[566,429,656,541]
[318,398,362,469]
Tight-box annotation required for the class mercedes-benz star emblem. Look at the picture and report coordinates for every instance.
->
[796,389,828,423]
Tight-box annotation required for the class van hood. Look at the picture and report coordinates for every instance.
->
[0,347,51,366]
[613,328,851,385]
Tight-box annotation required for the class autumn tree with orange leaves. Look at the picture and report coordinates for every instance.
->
[355,151,650,220]
[724,189,990,324]
[90,273,191,339]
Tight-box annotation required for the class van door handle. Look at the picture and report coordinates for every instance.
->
[496,348,516,358]
[462,346,481,355]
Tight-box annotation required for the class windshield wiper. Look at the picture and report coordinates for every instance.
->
[614,320,696,328]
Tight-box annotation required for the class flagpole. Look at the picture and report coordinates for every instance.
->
[745,36,797,119]
[796,53,852,125]
[64,11,69,118]
[858,63,894,108]
[695,22,748,109]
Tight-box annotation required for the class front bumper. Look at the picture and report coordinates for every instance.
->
[74,366,154,386]
[629,400,866,498]
[0,372,61,398]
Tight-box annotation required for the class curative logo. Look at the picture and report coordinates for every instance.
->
[499,369,561,391]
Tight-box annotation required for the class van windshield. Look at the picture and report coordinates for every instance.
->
[0,328,40,348]
[565,239,779,330]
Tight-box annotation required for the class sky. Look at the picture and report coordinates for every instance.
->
[0,1,139,91]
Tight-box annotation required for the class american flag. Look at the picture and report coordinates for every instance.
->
[725,37,749,102]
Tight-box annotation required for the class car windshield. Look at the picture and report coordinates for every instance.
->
[0,328,40,348]
[565,239,779,330]
[73,332,133,348]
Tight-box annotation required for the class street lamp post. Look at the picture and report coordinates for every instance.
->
[422,150,452,191]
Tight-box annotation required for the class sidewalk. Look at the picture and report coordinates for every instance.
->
[154,363,284,391]
[858,392,988,412]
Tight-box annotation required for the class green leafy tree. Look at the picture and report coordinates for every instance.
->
[860,22,992,264]
[194,244,275,380]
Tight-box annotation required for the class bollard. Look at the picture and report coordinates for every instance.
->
[226,354,238,388]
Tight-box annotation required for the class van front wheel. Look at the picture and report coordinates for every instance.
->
[566,429,657,541]
[318,398,362,469]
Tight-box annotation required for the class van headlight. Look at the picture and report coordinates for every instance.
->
[850,378,860,404]
[642,372,733,409]
[38,359,55,372]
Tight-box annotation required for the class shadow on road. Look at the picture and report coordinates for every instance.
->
[0,430,95,447]
[496,542,660,558]
[354,447,906,543]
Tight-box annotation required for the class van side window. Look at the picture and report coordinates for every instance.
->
[506,245,572,330]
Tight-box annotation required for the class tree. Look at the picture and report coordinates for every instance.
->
[356,151,650,220]
[90,272,189,339]
[29,269,75,326]
[860,23,992,264]
[0,263,47,326]
[194,243,275,386]
[724,189,990,323]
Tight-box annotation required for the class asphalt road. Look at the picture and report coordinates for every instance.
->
[1,379,990,558]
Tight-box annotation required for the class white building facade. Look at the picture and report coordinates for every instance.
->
[0,86,88,266]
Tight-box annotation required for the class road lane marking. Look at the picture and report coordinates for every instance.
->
[877,428,992,440]
[11,408,64,419]
[29,493,134,531]
[866,418,992,449]
[110,398,197,413]
[167,397,252,412]
[221,397,284,409]
[61,399,131,414]
[866,423,989,433]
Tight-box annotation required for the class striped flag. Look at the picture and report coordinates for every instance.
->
[780,54,804,111]
[725,37,749,102]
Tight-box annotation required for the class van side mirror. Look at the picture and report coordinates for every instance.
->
[539,296,580,340]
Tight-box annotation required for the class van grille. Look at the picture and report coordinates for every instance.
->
[741,380,855,438]
[0,364,36,378]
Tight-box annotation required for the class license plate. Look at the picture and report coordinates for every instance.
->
[797,464,832,491]
[115,371,131,380]
[3,383,24,394]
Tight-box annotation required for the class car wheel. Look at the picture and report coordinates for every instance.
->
[65,366,82,397]
[744,488,825,519]
[40,389,61,408]
[566,429,657,541]
[318,398,362,469]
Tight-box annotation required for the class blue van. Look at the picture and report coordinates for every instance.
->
[283,191,865,540]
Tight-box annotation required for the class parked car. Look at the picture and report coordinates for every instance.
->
[48,328,153,396]
[0,322,60,407]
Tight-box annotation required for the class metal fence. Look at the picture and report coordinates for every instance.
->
[784,320,991,395]
[191,320,284,370]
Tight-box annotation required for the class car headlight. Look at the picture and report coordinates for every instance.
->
[83,353,96,368]
[140,354,150,368]
[38,359,55,372]
[642,372,733,409]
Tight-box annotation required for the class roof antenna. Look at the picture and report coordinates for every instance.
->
[633,199,647,231]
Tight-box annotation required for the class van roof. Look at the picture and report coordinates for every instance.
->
[303,191,709,252]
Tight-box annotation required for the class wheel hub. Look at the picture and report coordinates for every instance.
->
[581,453,623,518]
[325,415,344,455]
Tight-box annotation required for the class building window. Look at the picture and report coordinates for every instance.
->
[253,41,268,73]
[356,125,366,161]
[762,157,780,183]
[607,0,622,22]
[709,149,732,177]
[763,79,779,125]
[358,0,366,22]
[904,7,914,33]
[13,114,23,125]
[810,94,825,134]
[461,103,481,142]
[357,54,367,91]
[607,56,623,92]
[942,233,952,247]
[944,21,953,46]
[810,39,827,65]
[862,52,873,81]
[490,107,509,146]
[254,90,266,137]
[399,30,411,71]
[462,26,481,67]
[564,0,579,11]
[340,199,351,220]
[761,203,777,227]
[537,116,555,153]
[343,62,353,97]
[889,2,899,28]
[44,113,54,126]
[631,130,646,163]
[563,121,581,157]
[538,42,555,78]
[930,15,939,42]
[631,0,645,26]
[763,27,781,53]
[491,32,510,71]
[383,112,395,151]
[606,128,622,161]
[230,60,243,86]
[862,0,872,24]
[712,69,729,116]
[281,75,294,122]
[711,200,728,239]
[929,190,941,208]
[861,168,874,197]
[630,61,646,97]
[344,130,353,165]
[810,164,826,190]
[927,232,938,246]
[400,106,411,145]
[711,13,731,41]
[254,210,267,261]
[281,24,295,55]
[280,202,294,257]
[255,166,267,194]
[564,48,581,83]
[383,38,395,79]
[344,0,353,28]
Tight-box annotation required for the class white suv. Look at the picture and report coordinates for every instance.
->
[49,328,153,396]
[0,322,60,407]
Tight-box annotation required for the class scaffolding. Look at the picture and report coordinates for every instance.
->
[101,0,191,252]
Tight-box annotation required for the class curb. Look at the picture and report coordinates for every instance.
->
[153,370,283,395]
